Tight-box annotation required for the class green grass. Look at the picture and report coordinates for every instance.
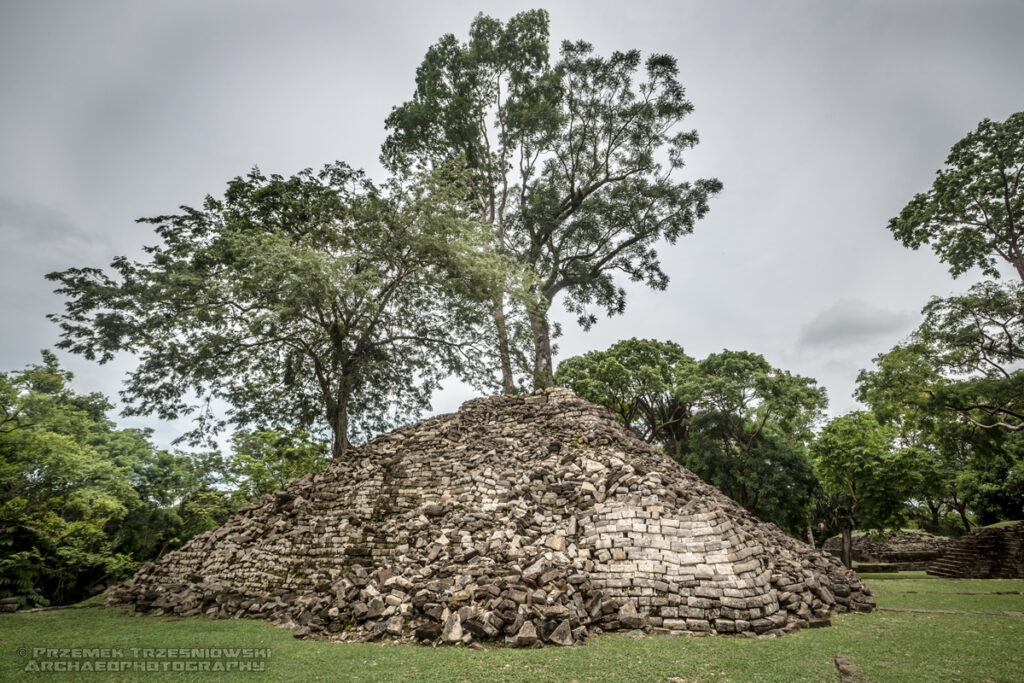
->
[856,570,933,580]
[981,520,1023,529]
[862,575,1024,613]
[2,575,1023,682]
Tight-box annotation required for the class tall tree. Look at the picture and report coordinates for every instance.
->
[384,11,721,389]
[888,111,1024,281]
[48,163,499,458]
[680,351,827,534]
[811,412,916,568]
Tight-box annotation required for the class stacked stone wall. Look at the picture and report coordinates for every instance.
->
[107,388,873,645]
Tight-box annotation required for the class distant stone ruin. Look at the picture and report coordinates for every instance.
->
[928,522,1024,579]
[107,388,874,646]
[824,531,954,572]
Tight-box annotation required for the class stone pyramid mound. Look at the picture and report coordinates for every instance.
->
[108,388,874,645]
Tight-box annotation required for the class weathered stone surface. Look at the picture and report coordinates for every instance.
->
[385,615,404,636]
[618,600,643,629]
[105,388,874,645]
[547,619,574,646]
[512,620,538,648]
[441,613,463,643]
[927,522,1024,578]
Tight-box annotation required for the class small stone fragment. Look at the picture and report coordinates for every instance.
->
[548,619,573,646]
[442,613,463,643]
[513,620,538,648]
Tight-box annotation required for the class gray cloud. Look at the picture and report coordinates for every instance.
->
[798,299,914,350]
[0,196,78,242]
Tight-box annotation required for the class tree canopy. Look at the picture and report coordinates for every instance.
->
[556,340,825,536]
[48,163,501,458]
[385,10,721,389]
[811,411,917,567]
[859,281,1024,434]
[0,353,237,606]
[554,338,696,446]
[888,111,1024,281]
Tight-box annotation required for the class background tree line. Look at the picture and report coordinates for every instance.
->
[0,352,331,607]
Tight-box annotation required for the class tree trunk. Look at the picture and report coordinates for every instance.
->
[492,295,516,395]
[331,400,349,460]
[1012,252,1024,283]
[806,511,816,548]
[927,499,941,530]
[840,520,854,569]
[953,495,972,534]
[737,482,748,509]
[528,302,554,389]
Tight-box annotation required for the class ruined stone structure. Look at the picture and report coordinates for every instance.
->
[927,522,1024,579]
[824,531,954,572]
[107,388,874,645]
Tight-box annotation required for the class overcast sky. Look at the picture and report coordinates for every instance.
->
[2,0,1022,450]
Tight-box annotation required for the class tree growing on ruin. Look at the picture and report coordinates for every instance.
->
[384,10,721,390]
[48,163,500,458]
[554,338,697,449]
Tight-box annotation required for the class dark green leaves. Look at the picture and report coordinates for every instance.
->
[888,111,1024,280]
[811,411,918,532]
[556,340,825,536]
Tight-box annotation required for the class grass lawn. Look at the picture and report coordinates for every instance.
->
[981,520,1023,529]
[2,574,1023,682]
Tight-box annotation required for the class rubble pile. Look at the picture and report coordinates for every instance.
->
[107,388,874,645]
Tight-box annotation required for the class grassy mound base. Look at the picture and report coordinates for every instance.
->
[2,574,1022,682]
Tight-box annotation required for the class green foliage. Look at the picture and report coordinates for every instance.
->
[877,112,1024,525]
[0,354,238,606]
[48,163,502,458]
[557,340,825,536]
[226,429,329,501]
[911,280,1024,432]
[888,111,1024,281]
[864,128,1024,517]
[555,338,696,445]
[385,11,721,387]
[680,351,826,536]
[857,284,1024,528]
[0,353,138,606]
[811,412,917,534]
